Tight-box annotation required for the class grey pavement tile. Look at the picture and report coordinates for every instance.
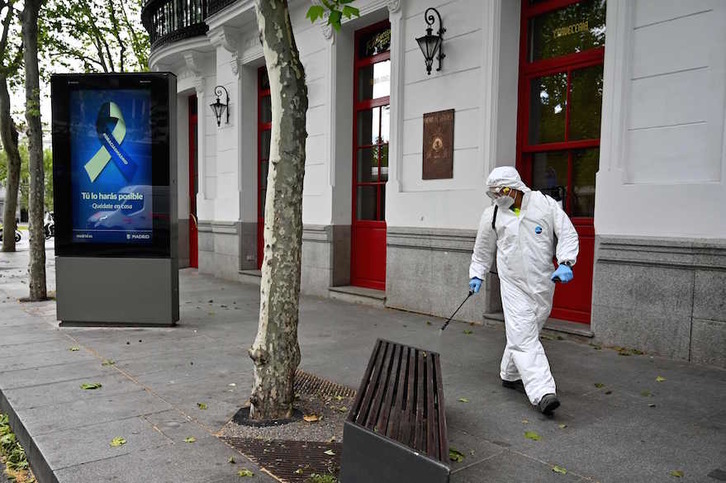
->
[54,434,276,483]
[0,338,79,358]
[141,410,216,443]
[17,388,173,437]
[0,346,98,372]
[34,415,172,470]
[451,450,587,482]
[4,371,141,410]
[0,360,108,390]
[0,330,68,347]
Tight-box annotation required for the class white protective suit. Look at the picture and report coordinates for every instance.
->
[469,167,579,405]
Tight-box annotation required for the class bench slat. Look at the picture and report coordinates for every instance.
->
[414,350,426,452]
[388,344,408,439]
[426,352,437,459]
[399,345,416,446]
[352,339,387,425]
[365,341,396,429]
[434,353,448,462]
[376,343,401,435]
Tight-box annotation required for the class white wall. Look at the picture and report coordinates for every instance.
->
[597,0,726,239]
[176,95,190,219]
[386,0,501,230]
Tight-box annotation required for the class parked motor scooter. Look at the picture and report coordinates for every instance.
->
[44,219,55,240]
[0,228,22,243]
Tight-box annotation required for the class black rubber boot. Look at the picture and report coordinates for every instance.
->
[501,378,526,394]
[538,393,560,415]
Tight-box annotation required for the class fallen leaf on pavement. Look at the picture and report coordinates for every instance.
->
[304,414,320,422]
[80,383,102,390]
[670,470,683,478]
[656,376,666,383]
[184,437,196,443]
[553,465,567,475]
[463,330,473,335]
[69,347,80,352]
[449,448,465,462]
[197,402,208,410]
[101,359,115,366]
[558,424,567,429]
[228,457,235,464]
[458,398,469,403]
[525,431,541,441]
[324,449,335,456]
[594,383,605,388]
[110,437,126,447]
[238,469,254,477]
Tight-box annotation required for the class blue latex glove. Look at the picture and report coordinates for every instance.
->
[551,264,573,283]
[469,277,482,294]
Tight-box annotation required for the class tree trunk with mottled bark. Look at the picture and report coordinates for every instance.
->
[22,0,46,301]
[248,0,308,421]
[0,76,21,252]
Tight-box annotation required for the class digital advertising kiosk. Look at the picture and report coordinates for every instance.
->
[51,73,179,326]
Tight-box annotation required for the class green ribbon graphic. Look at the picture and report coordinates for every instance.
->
[84,102,127,183]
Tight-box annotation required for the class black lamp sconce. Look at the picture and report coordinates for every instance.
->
[416,7,445,75]
[210,85,229,127]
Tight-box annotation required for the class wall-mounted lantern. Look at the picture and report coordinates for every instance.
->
[416,7,445,75]
[209,85,229,127]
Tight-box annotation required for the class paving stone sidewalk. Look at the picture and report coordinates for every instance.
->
[1,243,725,482]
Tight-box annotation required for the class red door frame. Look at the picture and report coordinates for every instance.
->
[188,95,198,268]
[516,0,604,323]
[351,20,391,291]
[257,67,272,269]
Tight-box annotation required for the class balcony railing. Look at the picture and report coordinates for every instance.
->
[142,0,239,51]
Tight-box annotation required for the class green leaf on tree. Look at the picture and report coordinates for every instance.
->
[449,448,465,462]
[342,6,360,19]
[525,431,541,441]
[329,10,342,31]
[80,383,102,390]
[306,6,325,23]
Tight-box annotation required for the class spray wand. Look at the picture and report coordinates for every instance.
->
[439,290,475,332]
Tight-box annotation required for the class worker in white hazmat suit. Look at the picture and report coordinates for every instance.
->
[469,166,579,415]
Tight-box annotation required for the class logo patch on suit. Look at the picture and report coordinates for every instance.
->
[535,226,543,234]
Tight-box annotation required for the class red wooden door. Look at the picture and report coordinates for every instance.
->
[258,68,272,269]
[517,0,606,323]
[189,95,198,268]
[351,22,391,291]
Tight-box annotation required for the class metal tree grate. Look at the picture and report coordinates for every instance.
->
[223,437,342,483]
[294,370,356,398]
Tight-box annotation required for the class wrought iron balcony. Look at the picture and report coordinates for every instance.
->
[142,0,239,51]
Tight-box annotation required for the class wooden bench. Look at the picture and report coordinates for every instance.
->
[340,339,450,483]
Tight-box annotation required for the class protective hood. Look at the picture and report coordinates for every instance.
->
[486,166,531,193]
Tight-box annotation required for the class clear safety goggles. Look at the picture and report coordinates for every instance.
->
[486,186,512,200]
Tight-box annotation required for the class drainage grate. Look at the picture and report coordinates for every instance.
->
[294,370,356,399]
[223,437,342,483]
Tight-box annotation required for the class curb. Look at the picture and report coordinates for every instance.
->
[0,389,58,483]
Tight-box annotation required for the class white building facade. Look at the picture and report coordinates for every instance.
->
[142,0,726,368]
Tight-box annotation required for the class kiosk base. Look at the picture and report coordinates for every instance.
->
[56,256,179,327]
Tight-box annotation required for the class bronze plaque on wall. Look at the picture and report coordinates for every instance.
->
[422,109,454,180]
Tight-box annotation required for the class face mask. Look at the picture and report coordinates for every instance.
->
[495,194,514,209]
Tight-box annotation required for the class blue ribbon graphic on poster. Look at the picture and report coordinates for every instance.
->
[70,89,152,244]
